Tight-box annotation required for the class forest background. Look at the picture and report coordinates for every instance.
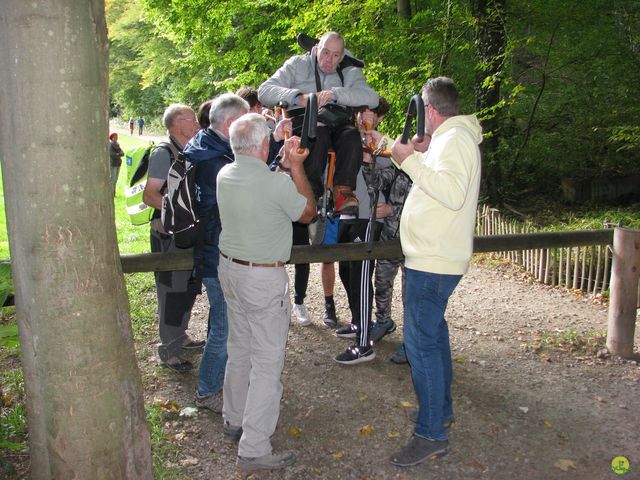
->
[107,0,640,205]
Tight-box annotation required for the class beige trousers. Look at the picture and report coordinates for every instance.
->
[218,256,291,457]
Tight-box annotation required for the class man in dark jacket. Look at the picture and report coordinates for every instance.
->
[184,93,290,413]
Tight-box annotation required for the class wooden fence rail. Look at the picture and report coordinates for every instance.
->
[118,229,614,273]
[476,205,617,298]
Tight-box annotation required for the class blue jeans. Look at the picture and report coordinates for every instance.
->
[197,276,228,396]
[404,268,461,441]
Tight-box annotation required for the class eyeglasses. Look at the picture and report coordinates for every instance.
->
[177,117,198,124]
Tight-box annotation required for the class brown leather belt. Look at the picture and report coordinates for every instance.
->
[220,252,285,268]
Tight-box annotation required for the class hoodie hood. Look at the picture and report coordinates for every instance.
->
[433,115,483,145]
[183,128,233,164]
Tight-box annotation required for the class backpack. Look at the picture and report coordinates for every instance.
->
[161,152,200,249]
[124,142,174,225]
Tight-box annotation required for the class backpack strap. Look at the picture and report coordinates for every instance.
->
[150,140,179,218]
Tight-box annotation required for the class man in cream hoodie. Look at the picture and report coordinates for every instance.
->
[389,77,482,467]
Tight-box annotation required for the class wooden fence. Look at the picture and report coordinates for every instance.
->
[476,205,617,298]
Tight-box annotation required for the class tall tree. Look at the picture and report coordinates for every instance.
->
[397,0,412,19]
[471,0,507,201]
[0,1,152,478]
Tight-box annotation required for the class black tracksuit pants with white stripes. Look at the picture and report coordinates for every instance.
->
[338,218,381,347]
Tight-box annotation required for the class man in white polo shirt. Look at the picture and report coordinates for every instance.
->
[217,113,316,472]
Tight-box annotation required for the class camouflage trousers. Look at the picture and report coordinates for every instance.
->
[374,257,405,322]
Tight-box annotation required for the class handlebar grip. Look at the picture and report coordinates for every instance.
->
[400,94,425,144]
[299,93,317,150]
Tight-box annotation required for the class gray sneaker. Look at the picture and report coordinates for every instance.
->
[390,434,449,467]
[194,390,223,414]
[370,319,396,343]
[389,345,408,365]
[223,421,243,443]
[236,451,296,471]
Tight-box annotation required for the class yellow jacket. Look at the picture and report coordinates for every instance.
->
[399,115,482,274]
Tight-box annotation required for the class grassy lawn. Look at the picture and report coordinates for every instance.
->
[0,134,153,259]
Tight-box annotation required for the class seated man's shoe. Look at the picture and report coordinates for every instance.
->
[323,302,338,328]
[182,336,206,351]
[223,421,243,443]
[194,389,223,414]
[236,451,296,471]
[333,185,358,215]
[161,355,193,373]
[370,319,396,343]
[389,434,449,467]
[389,345,408,365]
[293,303,312,326]
[334,344,376,365]
[335,323,359,339]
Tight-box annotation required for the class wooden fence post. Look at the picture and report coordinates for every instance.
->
[606,227,640,358]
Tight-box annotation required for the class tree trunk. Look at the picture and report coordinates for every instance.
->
[397,0,411,19]
[606,227,640,359]
[470,0,506,202]
[0,2,153,478]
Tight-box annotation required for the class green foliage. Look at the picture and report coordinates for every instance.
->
[126,272,157,341]
[107,0,640,202]
[0,263,12,309]
[523,329,608,356]
[145,403,185,479]
[0,368,28,458]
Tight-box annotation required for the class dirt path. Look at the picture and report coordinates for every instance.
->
[140,260,640,480]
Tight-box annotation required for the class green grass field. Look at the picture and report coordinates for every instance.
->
[0,134,153,260]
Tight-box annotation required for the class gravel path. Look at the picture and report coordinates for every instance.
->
[140,259,640,479]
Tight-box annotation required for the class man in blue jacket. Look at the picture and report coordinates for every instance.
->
[184,93,290,413]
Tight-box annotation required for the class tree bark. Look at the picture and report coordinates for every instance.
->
[606,227,640,359]
[0,2,153,478]
[470,0,506,202]
[397,0,411,19]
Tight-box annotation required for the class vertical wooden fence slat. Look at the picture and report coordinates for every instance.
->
[593,245,603,296]
[602,245,611,293]
[580,246,587,291]
[572,248,580,290]
[558,247,564,288]
[587,245,595,293]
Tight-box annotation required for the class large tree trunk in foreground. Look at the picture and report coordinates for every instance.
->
[0,2,153,478]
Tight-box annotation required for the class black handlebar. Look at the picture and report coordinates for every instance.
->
[299,93,317,150]
[400,94,425,144]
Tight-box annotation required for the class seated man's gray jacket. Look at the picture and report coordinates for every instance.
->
[258,50,379,109]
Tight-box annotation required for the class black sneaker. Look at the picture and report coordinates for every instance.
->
[323,302,338,328]
[335,324,359,339]
[370,319,396,343]
[334,345,376,365]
